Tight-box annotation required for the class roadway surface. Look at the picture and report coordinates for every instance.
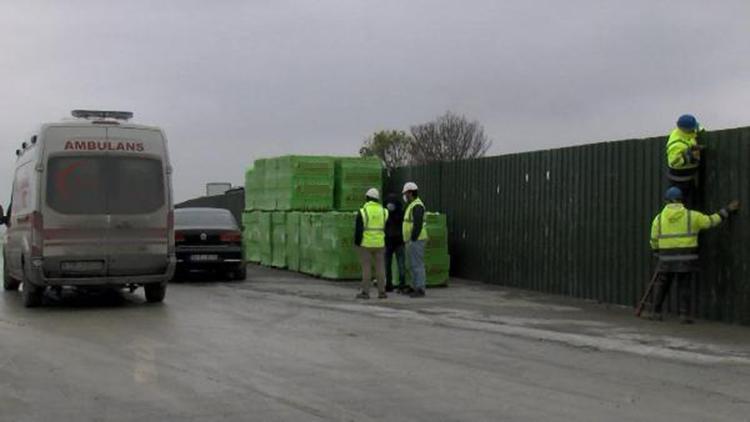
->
[1,265,749,422]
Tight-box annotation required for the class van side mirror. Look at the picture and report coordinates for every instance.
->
[0,205,5,226]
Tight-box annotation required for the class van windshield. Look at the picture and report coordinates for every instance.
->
[46,156,164,215]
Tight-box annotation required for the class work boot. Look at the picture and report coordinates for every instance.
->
[355,291,370,300]
[385,285,394,293]
[397,285,413,295]
[378,292,387,299]
[409,288,425,298]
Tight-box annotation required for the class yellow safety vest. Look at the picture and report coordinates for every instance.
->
[359,201,388,248]
[403,198,428,241]
[650,203,722,250]
[666,128,699,171]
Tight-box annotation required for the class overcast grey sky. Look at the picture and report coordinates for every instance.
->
[1,0,748,202]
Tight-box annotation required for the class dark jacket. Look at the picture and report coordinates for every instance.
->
[384,194,404,247]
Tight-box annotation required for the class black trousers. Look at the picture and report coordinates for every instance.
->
[385,243,406,289]
[667,168,698,208]
[653,272,694,316]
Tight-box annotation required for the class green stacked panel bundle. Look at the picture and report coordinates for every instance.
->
[246,159,266,211]
[319,212,360,280]
[245,167,256,211]
[261,158,278,211]
[242,211,261,263]
[258,212,273,266]
[310,213,324,276]
[334,157,383,211]
[276,156,335,211]
[299,213,315,274]
[424,213,448,253]
[286,212,301,272]
[271,212,287,268]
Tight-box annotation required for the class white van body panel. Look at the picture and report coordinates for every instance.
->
[5,120,175,287]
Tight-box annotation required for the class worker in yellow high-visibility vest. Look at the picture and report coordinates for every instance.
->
[354,188,389,299]
[402,182,428,298]
[649,187,739,323]
[666,114,704,206]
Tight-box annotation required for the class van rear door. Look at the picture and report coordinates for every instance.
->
[43,127,109,278]
[104,127,170,276]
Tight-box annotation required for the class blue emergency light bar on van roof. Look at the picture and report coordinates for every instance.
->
[71,110,134,121]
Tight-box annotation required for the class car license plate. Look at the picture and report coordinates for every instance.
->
[61,261,104,272]
[191,254,218,262]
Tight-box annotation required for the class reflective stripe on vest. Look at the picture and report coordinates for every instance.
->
[360,202,387,248]
[403,198,428,241]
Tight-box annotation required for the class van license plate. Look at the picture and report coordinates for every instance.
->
[61,261,104,272]
[191,254,218,262]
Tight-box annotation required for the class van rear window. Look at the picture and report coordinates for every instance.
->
[46,156,164,215]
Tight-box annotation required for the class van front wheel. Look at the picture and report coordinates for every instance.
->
[3,259,21,291]
[144,283,166,303]
[22,281,43,308]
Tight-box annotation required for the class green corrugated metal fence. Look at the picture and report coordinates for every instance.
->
[387,126,750,324]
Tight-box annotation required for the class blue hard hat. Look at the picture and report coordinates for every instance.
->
[677,114,698,131]
[665,187,683,201]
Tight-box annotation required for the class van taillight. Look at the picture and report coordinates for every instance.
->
[174,231,185,242]
[220,231,242,243]
[30,211,44,256]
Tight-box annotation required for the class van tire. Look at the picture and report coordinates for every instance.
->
[144,283,166,303]
[22,280,43,308]
[3,259,21,291]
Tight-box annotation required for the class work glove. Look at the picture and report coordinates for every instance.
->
[719,200,740,219]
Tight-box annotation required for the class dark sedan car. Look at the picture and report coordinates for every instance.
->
[174,208,246,280]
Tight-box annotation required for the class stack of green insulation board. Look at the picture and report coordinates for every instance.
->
[271,212,287,268]
[334,157,383,211]
[395,213,450,286]
[241,211,261,263]
[239,155,447,284]
[319,212,361,280]
[285,212,301,271]
[275,156,335,211]
[299,213,315,275]
[258,212,273,266]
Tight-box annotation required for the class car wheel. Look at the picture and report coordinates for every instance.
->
[235,264,247,281]
[3,257,20,291]
[144,283,166,303]
[22,279,44,308]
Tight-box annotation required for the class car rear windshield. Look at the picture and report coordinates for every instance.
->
[46,156,165,215]
[175,209,238,229]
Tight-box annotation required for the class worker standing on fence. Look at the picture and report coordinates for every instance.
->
[354,188,389,299]
[384,193,407,293]
[666,114,704,207]
[649,187,739,323]
[402,182,428,298]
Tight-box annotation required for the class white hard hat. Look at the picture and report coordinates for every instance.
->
[365,187,380,200]
[402,182,419,193]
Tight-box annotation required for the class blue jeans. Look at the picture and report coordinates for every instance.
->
[406,240,426,290]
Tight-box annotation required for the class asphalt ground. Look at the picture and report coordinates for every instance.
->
[1,264,749,421]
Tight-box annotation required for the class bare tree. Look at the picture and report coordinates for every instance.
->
[409,111,492,164]
[359,130,413,170]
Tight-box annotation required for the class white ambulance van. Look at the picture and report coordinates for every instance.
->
[2,110,175,307]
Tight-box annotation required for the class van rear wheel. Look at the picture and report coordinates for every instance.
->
[3,259,21,291]
[144,283,166,303]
